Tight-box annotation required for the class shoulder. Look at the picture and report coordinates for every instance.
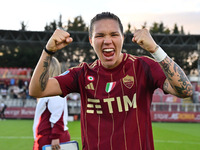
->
[72,60,99,71]
[125,53,155,63]
[132,54,157,65]
[69,61,98,71]
[124,54,161,72]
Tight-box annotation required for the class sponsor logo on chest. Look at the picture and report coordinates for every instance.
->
[86,93,137,114]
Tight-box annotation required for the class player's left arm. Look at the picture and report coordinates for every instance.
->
[133,28,193,98]
[159,56,193,98]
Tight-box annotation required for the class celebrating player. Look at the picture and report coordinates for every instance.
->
[29,12,193,150]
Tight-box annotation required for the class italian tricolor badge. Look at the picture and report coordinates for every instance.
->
[105,82,116,93]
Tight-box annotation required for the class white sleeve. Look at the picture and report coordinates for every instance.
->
[48,96,65,124]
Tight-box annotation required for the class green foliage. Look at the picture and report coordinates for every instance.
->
[44,14,63,31]
[173,23,180,34]
[125,23,132,34]
[0,45,42,68]
[44,15,87,32]
[67,16,87,32]
[150,22,159,33]
[150,22,171,34]
[45,20,57,31]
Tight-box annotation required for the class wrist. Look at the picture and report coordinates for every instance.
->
[150,45,167,62]
[44,47,56,55]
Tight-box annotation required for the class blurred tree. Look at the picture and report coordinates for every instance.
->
[150,22,170,34]
[20,21,27,31]
[150,22,159,33]
[125,23,132,34]
[158,22,164,33]
[180,25,185,34]
[58,14,63,29]
[0,44,42,68]
[172,23,179,34]
[45,20,57,31]
[163,28,170,34]
[44,14,63,31]
[141,22,147,29]
[67,16,87,31]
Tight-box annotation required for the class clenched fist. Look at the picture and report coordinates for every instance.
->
[46,29,73,52]
[132,28,157,53]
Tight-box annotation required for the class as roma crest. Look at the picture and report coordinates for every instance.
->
[122,75,134,89]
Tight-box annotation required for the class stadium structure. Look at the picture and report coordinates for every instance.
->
[0,30,200,122]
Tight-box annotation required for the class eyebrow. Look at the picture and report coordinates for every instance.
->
[95,31,120,35]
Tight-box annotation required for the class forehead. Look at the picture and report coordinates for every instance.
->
[93,19,120,33]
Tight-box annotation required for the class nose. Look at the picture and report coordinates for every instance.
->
[103,37,112,44]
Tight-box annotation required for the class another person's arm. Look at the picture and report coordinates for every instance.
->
[133,29,193,98]
[29,29,73,98]
[49,98,65,150]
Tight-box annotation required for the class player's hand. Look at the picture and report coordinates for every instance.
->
[132,28,157,53]
[51,139,61,150]
[46,29,73,52]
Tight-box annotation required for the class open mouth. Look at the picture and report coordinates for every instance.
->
[103,49,115,57]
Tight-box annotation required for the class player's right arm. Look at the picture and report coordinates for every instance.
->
[29,29,73,98]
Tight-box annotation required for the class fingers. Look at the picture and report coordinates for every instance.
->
[46,29,73,51]
[51,144,60,150]
[53,29,72,44]
[132,29,145,44]
[132,28,157,52]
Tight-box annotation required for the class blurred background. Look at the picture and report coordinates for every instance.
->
[0,0,200,149]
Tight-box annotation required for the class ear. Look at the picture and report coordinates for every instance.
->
[89,37,93,47]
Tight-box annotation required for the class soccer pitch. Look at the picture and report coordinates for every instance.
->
[0,119,199,150]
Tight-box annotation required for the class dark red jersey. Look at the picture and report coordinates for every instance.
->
[55,53,166,150]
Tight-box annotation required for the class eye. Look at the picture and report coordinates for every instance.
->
[95,33,104,38]
[95,35,103,38]
[111,33,119,36]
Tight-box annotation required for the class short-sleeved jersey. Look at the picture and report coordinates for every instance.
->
[55,53,166,150]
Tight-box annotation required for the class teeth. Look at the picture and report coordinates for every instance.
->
[103,49,114,52]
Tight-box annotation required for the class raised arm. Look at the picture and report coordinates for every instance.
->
[29,29,73,98]
[132,29,193,98]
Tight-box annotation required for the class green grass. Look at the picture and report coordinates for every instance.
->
[152,122,200,150]
[68,121,82,149]
[0,120,200,150]
[0,119,34,150]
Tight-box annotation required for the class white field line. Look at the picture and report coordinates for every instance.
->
[0,136,33,139]
[154,139,200,145]
[1,137,198,145]
[0,136,81,140]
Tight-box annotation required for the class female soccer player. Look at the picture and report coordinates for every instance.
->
[29,12,192,150]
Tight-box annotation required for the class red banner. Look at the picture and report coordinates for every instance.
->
[5,107,35,119]
[151,111,200,123]
[4,107,200,122]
